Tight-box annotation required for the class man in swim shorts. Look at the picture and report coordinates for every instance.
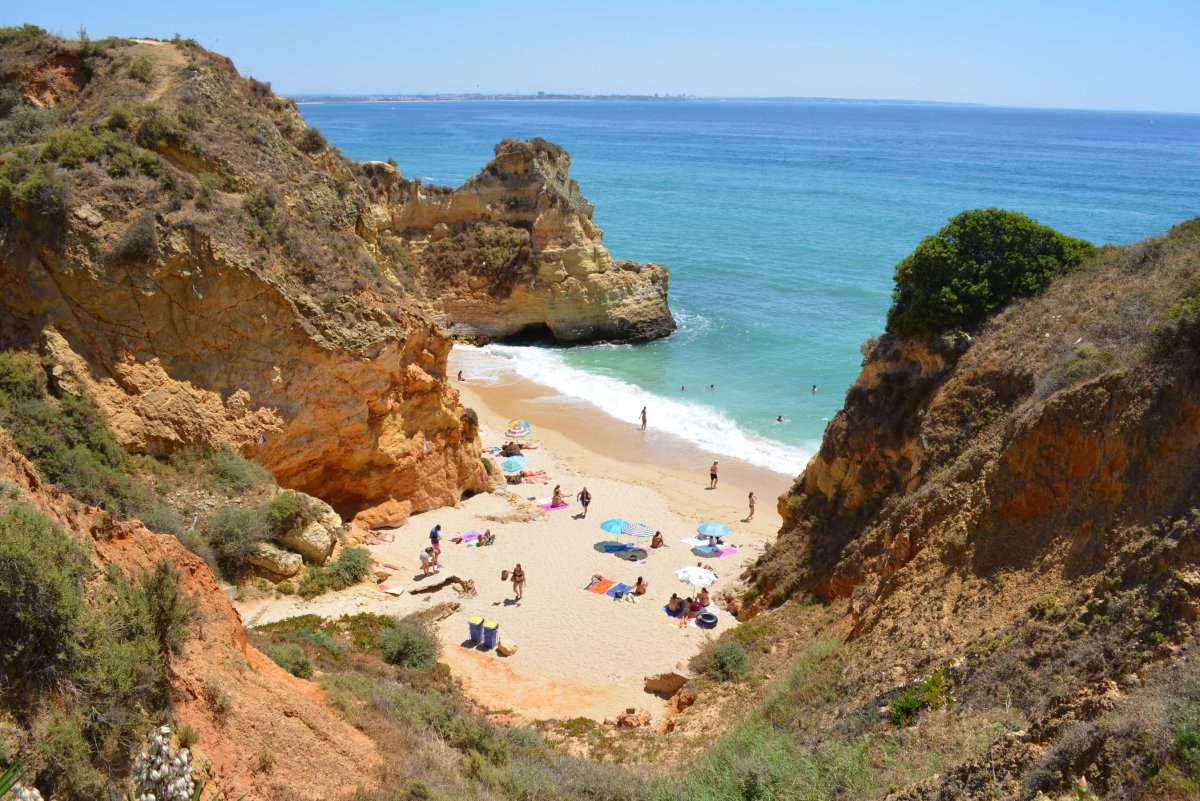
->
[709,461,718,489]
[576,486,592,518]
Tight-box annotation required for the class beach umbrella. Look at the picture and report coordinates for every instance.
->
[599,518,629,534]
[676,565,718,588]
[499,455,529,473]
[622,523,654,538]
[697,521,730,538]
[505,419,532,439]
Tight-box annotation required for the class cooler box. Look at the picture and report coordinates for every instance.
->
[468,616,485,642]
[482,620,499,649]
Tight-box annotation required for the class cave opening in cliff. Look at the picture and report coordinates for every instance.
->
[498,323,557,346]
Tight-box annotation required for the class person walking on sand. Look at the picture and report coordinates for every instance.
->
[576,486,592,518]
[419,547,436,576]
[511,563,526,601]
[639,406,647,431]
[746,491,756,522]
[429,524,442,554]
[457,370,463,381]
[709,461,719,489]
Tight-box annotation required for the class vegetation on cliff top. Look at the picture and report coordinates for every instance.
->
[886,208,1094,337]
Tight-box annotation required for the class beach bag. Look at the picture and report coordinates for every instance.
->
[497,641,518,657]
[501,569,510,581]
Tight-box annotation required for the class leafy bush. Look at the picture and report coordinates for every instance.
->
[298,127,327,154]
[0,101,56,148]
[266,643,313,678]
[380,623,440,669]
[108,211,159,263]
[886,209,1094,337]
[331,547,371,586]
[263,489,307,536]
[709,640,749,681]
[127,56,155,84]
[208,445,272,492]
[243,188,279,240]
[202,506,270,580]
[888,669,947,726]
[0,503,90,678]
[297,565,334,599]
[1175,698,1200,773]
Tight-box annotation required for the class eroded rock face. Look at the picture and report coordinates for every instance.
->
[364,140,676,344]
[280,498,340,565]
[248,542,302,578]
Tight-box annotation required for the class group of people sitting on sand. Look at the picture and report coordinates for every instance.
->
[666,586,712,621]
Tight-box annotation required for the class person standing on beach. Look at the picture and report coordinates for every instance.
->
[746,491,756,522]
[511,563,526,601]
[709,461,719,489]
[639,406,647,431]
[429,524,441,555]
[576,486,592,518]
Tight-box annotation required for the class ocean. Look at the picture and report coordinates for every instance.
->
[298,100,1200,475]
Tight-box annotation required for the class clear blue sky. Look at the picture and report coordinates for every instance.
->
[7,1,1199,112]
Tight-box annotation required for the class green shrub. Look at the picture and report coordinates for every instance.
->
[709,640,749,682]
[888,669,947,727]
[298,127,327,154]
[331,547,371,586]
[127,55,155,84]
[263,489,307,536]
[0,503,90,678]
[136,558,195,657]
[243,188,279,240]
[0,102,56,148]
[32,705,105,800]
[203,506,270,580]
[887,209,1094,337]
[266,643,313,678]
[1175,698,1200,773]
[297,565,335,599]
[108,211,159,263]
[209,445,272,491]
[380,624,440,669]
[276,580,295,595]
[136,503,185,536]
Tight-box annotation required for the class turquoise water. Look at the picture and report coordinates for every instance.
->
[299,100,1200,474]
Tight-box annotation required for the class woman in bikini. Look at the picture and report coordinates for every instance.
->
[634,576,648,595]
[698,587,711,609]
[666,593,683,615]
[511,563,525,601]
[551,485,566,507]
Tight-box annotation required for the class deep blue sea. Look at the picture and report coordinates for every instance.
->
[299,100,1200,474]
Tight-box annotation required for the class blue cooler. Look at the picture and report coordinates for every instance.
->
[482,620,499,649]
[468,616,484,642]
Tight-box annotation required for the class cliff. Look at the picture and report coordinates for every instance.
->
[359,137,676,343]
[743,217,1200,797]
[0,33,672,514]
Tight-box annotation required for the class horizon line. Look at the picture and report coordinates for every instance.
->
[284,92,1198,117]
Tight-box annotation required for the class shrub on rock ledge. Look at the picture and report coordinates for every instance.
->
[887,208,1093,337]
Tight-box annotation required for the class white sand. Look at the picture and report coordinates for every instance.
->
[237,348,792,723]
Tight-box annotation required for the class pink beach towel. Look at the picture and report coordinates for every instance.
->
[539,502,570,511]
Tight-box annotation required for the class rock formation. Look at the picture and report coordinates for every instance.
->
[359,138,676,343]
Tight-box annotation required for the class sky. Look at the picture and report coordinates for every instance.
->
[6,0,1199,113]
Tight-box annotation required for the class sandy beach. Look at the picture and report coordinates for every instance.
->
[239,346,794,724]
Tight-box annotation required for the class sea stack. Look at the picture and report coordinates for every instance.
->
[372,138,677,344]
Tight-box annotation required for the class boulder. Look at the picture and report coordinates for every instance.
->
[643,671,689,698]
[279,499,340,565]
[247,542,302,579]
[614,708,652,728]
[352,498,413,530]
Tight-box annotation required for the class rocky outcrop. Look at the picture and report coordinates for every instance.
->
[279,498,340,565]
[0,36,489,514]
[352,497,413,530]
[360,139,676,344]
[248,541,302,578]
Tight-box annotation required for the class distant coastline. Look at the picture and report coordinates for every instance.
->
[291,92,982,106]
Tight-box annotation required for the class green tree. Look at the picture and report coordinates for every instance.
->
[886,208,1094,337]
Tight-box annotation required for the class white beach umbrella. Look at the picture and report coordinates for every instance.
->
[676,565,718,588]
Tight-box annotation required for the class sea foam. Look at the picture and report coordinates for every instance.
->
[472,345,813,476]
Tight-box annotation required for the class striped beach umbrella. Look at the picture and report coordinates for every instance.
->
[622,523,654,538]
[505,419,532,438]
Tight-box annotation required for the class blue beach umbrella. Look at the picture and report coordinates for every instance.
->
[599,518,629,534]
[500,455,529,473]
[697,521,730,538]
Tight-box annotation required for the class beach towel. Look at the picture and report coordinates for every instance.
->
[459,531,481,542]
[586,577,616,595]
[606,582,633,598]
[602,542,635,552]
[682,536,712,548]
[663,604,682,618]
[539,502,570,510]
[694,544,739,557]
[377,584,404,596]
[381,563,401,570]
